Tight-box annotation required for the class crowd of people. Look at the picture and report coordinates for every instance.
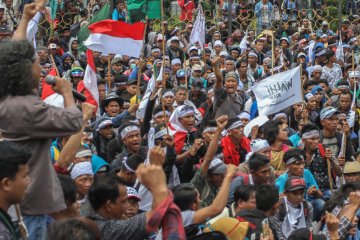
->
[1,0,360,240]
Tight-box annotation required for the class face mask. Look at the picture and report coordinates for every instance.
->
[130,63,136,70]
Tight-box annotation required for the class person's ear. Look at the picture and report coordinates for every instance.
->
[0,178,12,192]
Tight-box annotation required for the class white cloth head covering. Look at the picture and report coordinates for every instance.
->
[70,162,94,180]
[168,105,194,133]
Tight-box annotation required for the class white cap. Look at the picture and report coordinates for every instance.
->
[189,46,198,52]
[171,58,181,65]
[313,65,322,72]
[348,71,360,79]
[297,52,306,58]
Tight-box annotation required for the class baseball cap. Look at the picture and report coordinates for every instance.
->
[208,158,227,175]
[285,176,306,192]
[315,49,326,57]
[320,106,339,120]
[192,78,204,90]
[344,161,360,174]
[126,187,141,201]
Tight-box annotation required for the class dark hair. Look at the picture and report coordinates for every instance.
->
[264,119,283,145]
[248,153,270,172]
[175,86,188,93]
[97,80,106,86]
[339,91,353,100]
[120,154,143,172]
[300,123,319,138]
[255,184,279,212]
[318,79,329,86]
[0,141,31,180]
[57,174,77,205]
[235,59,247,69]
[283,148,304,164]
[302,80,317,91]
[88,175,125,211]
[0,40,36,98]
[234,185,256,204]
[172,183,198,211]
[46,218,101,240]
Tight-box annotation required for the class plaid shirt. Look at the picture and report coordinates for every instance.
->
[147,192,186,240]
[320,216,352,239]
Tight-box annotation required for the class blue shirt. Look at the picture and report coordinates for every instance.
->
[276,169,319,200]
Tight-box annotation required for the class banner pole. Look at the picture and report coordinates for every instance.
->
[136,20,148,104]
[271,30,274,75]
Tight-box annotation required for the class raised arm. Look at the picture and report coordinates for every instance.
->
[193,164,237,224]
[211,57,224,90]
[200,115,228,176]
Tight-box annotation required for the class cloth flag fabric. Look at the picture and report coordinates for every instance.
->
[308,40,316,64]
[239,31,248,54]
[78,4,110,52]
[336,36,344,62]
[77,50,100,115]
[84,20,145,57]
[127,0,161,23]
[252,66,302,116]
[41,69,64,108]
[190,5,205,48]
[136,66,162,119]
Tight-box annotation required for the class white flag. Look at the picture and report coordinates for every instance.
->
[240,31,248,54]
[252,66,302,116]
[190,6,206,48]
[308,40,316,64]
[136,66,163,119]
[336,36,344,62]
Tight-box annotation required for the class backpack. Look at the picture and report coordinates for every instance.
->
[278,198,309,222]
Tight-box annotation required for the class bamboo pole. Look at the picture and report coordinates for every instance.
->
[50,55,60,76]
[107,56,111,95]
[271,31,274,75]
[135,20,149,104]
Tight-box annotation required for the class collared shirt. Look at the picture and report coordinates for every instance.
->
[320,216,352,240]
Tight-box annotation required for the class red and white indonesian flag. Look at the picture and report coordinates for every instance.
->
[84,20,146,58]
[41,68,64,108]
[77,50,100,115]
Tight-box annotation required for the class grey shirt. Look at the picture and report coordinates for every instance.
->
[213,87,244,118]
[0,95,83,215]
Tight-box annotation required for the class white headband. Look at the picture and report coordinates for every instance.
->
[178,106,194,118]
[123,158,135,172]
[237,112,250,121]
[250,139,270,152]
[97,119,113,131]
[120,125,140,139]
[75,149,92,158]
[248,52,258,58]
[302,130,320,139]
[153,111,170,119]
[70,162,93,180]
[305,93,315,101]
[154,128,167,139]
[285,155,304,165]
[162,91,175,98]
[228,120,243,130]
[203,127,217,134]
[273,113,287,120]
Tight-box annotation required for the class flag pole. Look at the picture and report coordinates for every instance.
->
[50,55,60,76]
[160,0,169,135]
[136,20,148,104]
[352,48,355,72]
[271,30,274,75]
[107,56,111,95]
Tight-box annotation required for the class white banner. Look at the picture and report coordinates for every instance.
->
[190,6,205,48]
[336,36,344,62]
[252,66,302,116]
